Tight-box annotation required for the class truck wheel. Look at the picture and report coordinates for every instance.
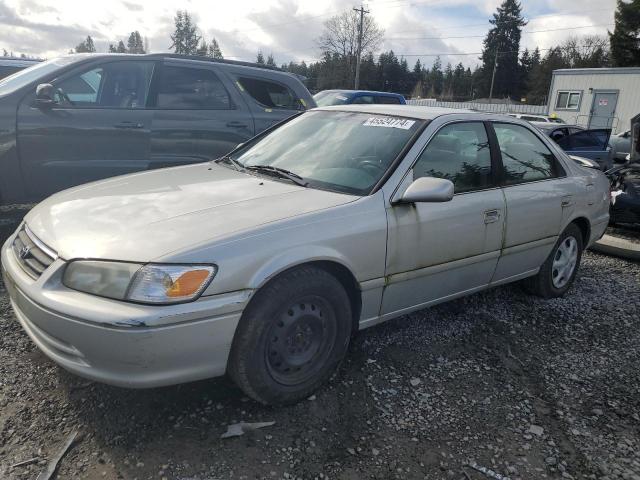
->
[228,266,352,405]
[524,223,583,299]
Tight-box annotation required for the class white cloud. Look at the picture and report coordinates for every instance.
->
[0,0,618,67]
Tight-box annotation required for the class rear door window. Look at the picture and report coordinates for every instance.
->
[237,77,301,110]
[376,95,402,104]
[351,95,374,104]
[157,65,231,110]
[493,123,559,185]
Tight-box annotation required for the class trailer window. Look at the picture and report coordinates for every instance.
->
[556,91,581,110]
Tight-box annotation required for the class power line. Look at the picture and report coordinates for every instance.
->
[384,7,615,35]
[392,43,609,57]
[386,23,614,41]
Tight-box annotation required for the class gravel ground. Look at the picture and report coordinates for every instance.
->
[1,207,640,480]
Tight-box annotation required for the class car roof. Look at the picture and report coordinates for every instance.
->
[532,121,582,130]
[314,104,474,120]
[0,58,41,67]
[322,89,404,97]
[57,53,284,72]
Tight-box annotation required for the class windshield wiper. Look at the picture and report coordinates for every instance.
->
[214,155,245,171]
[245,165,309,187]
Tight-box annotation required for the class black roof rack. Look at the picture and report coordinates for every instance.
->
[146,53,283,72]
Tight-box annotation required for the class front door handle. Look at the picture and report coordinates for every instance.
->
[561,195,574,208]
[114,121,144,129]
[226,121,248,128]
[484,209,501,224]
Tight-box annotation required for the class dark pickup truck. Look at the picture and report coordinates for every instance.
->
[0,53,315,204]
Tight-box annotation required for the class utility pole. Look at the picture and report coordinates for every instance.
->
[353,4,369,90]
[488,48,499,104]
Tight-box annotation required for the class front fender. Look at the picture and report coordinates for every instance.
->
[248,245,359,291]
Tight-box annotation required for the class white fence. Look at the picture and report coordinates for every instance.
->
[407,99,548,115]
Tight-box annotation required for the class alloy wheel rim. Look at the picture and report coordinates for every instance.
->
[265,296,337,386]
[552,236,578,289]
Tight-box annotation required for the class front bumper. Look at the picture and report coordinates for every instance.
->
[1,233,250,388]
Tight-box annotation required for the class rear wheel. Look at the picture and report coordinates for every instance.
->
[524,223,583,298]
[227,266,352,405]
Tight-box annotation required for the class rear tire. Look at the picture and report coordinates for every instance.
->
[227,266,352,405]
[524,223,583,298]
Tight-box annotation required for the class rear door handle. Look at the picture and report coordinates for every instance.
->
[226,121,248,128]
[114,121,144,129]
[561,195,574,208]
[483,209,501,224]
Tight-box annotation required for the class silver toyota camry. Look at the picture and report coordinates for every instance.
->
[1,105,610,405]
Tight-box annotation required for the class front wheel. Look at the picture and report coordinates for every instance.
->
[524,223,584,298]
[227,266,352,405]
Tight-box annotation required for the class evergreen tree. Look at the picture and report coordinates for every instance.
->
[256,51,265,64]
[527,47,567,104]
[75,36,96,53]
[208,38,223,59]
[479,0,526,99]
[127,31,145,54]
[266,54,276,67]
[452,62,466,99]
[196,40,209,56]
[170,10,201,55]
[427,56,444,97]
[519,48,532,98]
[411,59,424,98]
[443,63,454,99]
[609,0,640,66]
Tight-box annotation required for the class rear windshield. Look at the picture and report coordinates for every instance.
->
[229,110,424,195]
[0,56,80,97]
[314,92,352,107]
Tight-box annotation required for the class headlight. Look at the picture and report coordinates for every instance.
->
[63,261,216,304]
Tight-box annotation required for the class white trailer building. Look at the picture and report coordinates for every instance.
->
[547,67,640,134]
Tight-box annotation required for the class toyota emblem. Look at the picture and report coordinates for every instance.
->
[19,245,31,259]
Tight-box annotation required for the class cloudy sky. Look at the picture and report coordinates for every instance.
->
[0,0,618,68]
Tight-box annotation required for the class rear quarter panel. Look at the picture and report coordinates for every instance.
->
[557,153,610,246]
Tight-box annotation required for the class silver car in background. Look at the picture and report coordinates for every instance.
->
[1,105,610,405]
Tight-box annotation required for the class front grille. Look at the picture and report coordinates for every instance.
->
[12,225,57,279]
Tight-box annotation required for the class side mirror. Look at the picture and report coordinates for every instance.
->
[35,83,56,107]
[397,177,454,203]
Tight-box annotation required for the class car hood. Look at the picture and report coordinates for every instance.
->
[25,163,356,262]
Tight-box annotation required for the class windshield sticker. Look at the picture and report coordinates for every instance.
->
[363,117,416,129]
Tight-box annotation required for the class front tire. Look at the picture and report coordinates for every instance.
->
[227,266,352,405]
[524,223,583,298]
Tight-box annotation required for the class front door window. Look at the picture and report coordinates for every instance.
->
[54,61,154,108]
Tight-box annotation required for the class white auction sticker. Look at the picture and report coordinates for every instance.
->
[363,117,416,129]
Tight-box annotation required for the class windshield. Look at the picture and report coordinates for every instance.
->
[0,56,82,97]
[229,110,424,195]
[314,92,352,107]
